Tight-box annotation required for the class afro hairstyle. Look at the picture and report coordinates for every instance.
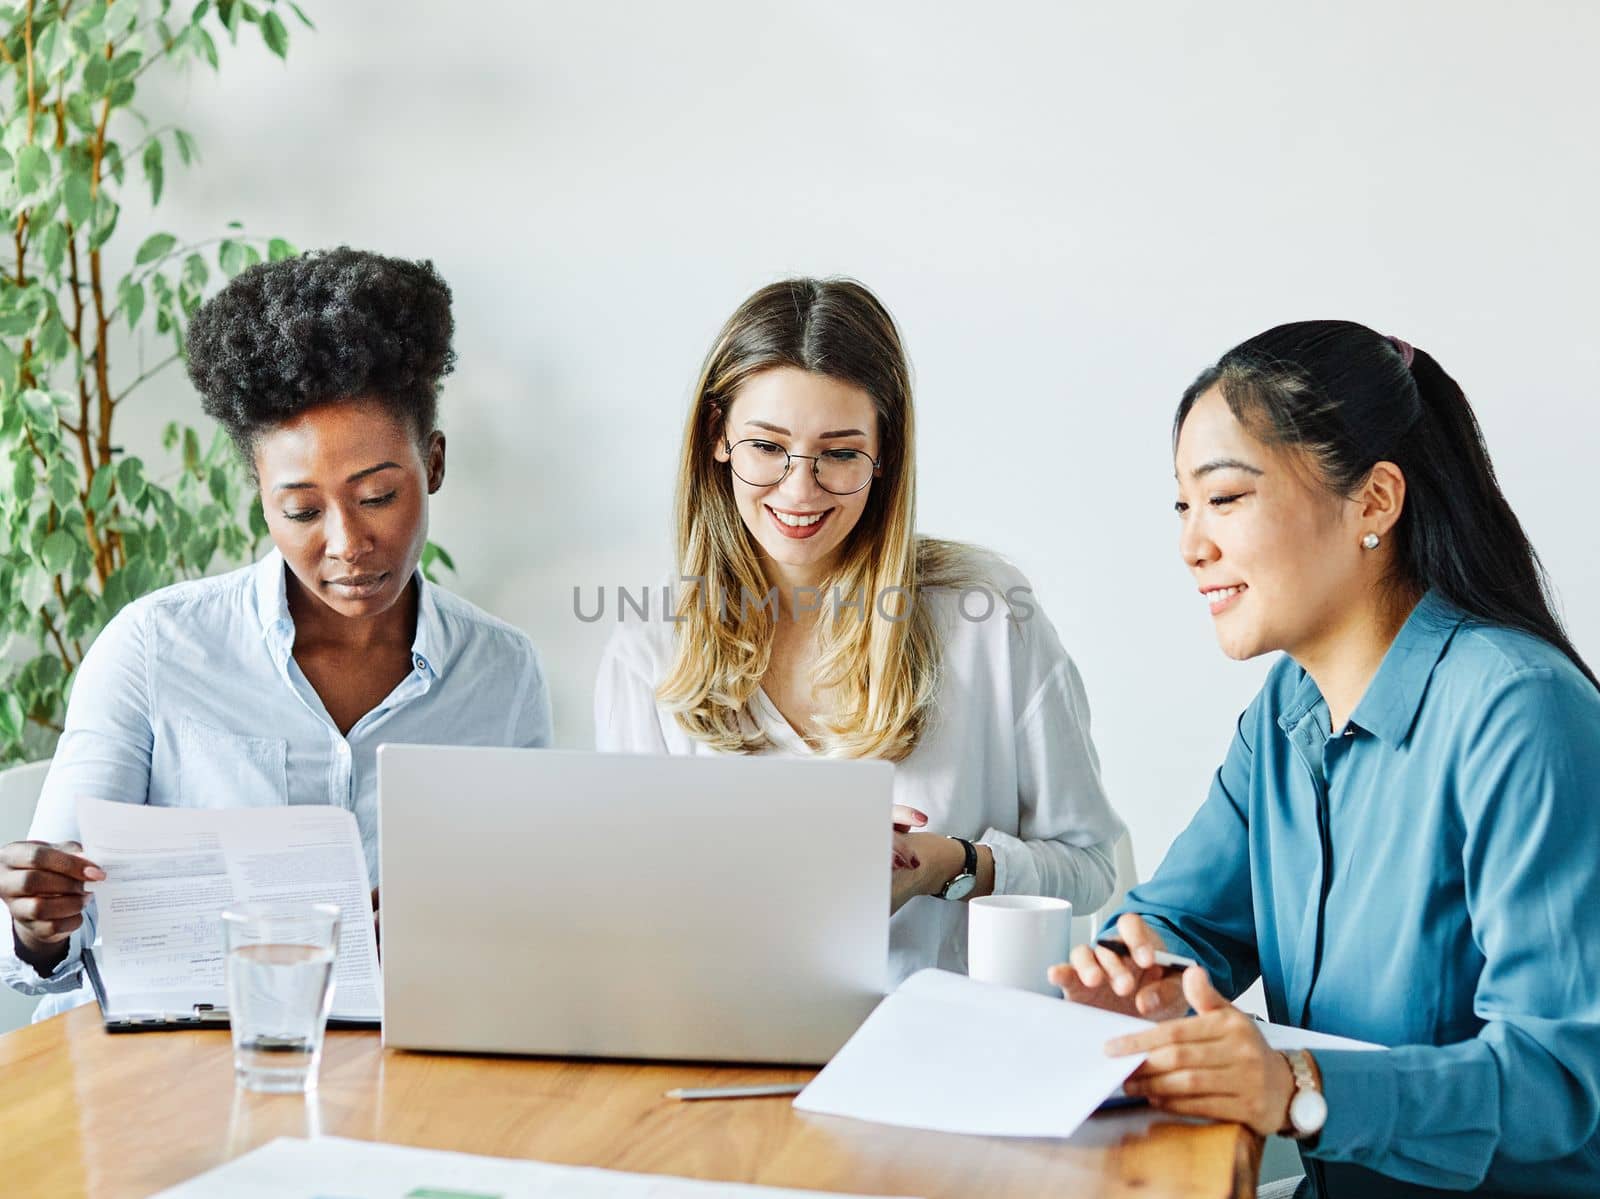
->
[185,246,456,467]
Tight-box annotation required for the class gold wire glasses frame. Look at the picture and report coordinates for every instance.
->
[722,438,881,496]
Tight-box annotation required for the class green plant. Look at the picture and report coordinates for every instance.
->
[0,0,315,763]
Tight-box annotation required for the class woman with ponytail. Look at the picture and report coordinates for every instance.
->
[594,278,1124,983]
[1053,322,1600,1197]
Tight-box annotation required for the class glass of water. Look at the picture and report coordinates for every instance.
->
[221,903,340,1093]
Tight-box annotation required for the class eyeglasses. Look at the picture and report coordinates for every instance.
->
[723,438,880,496]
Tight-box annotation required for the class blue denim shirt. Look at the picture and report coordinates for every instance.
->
[1111,592,1600,1196]
[2,549,551,1019]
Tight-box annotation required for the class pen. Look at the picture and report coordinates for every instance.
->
[664,1082,808,1101]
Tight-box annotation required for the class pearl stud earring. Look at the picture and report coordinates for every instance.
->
[1361,533,1380,550]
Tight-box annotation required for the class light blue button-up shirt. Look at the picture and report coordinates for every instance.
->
[3,549,551,1020]
[1111,592,1600,1197]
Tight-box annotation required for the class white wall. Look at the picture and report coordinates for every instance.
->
[118,0,1599,874]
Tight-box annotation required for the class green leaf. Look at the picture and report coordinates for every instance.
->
[65,93,97,134]
[64,172,93,227]
[12,456,36,503]
[111,49,144,80]
[182,252,208,290]
[161,420,180,451]
[194,27,218,69]
[40,223,67,275]
[119,276,145,328]
[83,57,110,96]
[109,80,136,109]
[14,145,49,198]
[422,542,456,575]
[260,9,288,57]
[288,2,314,28]
[48,462,78,511]
[142,139,164,206]
[0,691,23,743]
[41,529,76,574]
[182,427,201,472]
[64,591,99,640]
[88,194,120,249]
[191,0,213,24]
[174,128,200,165]
[219,238,249,278]
[266,235,297,262]
[116,456,147,505]
[37,23,71,80]
[219,0,241,39]
[135,232,177,264]
[248,495,268,539]
[105,0,141,39]
[207,466,229,504]
[20,389,57,431]
[38,314,69,361]
[88,464,116,512]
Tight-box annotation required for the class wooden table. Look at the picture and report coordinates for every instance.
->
[0,1004,1260,1198]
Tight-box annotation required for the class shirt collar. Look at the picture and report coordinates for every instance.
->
[254,548,295,654]
[253,548,445,680]
[1278,590,1466,747]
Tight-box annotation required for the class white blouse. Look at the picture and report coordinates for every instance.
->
[593,555,1125,986]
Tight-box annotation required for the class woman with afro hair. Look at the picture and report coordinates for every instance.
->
[0,248,551,1020]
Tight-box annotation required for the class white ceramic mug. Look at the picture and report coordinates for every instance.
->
[967,895,1074,995]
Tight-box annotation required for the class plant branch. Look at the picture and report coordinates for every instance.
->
[113,351,180,404]
[24,0,36,143]
[88,45,115,477]
[40,608,74,678]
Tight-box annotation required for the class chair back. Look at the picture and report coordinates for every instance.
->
[1072,829,1139,951]
[0,759,50,845]
[0,758,51,1033]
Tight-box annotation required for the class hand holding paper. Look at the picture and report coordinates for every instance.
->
[77,797,382,1024]
[794,969,1151,1139]
[1108,965,1297,1136]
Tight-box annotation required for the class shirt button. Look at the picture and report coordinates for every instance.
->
[414,655,427,671]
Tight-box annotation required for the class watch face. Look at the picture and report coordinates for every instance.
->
[1290,1089,1328,1136]
[943,874,977,901]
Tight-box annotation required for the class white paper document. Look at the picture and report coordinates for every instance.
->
[151,1136,917,1198]
[793,969,1384,1140]
[794,968,1151,1138]
[78,797,382,1023]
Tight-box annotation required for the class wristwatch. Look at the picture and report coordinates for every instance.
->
[1282,1049,1327,1141]
[938,837,978,901]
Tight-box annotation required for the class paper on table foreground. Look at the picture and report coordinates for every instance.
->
[793,968,1380,1138]
[77,796,382,1022]
[794,968,1149,1137]
[149,1135,917,1198]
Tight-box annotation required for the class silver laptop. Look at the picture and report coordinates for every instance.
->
[377,746,892,1064]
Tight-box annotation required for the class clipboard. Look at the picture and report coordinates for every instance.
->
[84,948,380,1033]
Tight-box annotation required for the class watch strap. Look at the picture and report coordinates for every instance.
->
[1282,1049,1326,1141]
[938,837,978,899]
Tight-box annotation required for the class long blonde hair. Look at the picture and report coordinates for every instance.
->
[657,278,975,760]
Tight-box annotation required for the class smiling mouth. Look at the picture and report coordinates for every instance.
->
[765,505,833,540]
[1201,583,1247,615]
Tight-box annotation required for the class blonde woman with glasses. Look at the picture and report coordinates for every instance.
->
[594,278,1124,983]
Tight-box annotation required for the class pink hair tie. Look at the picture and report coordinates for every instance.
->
[1388,335,1415,368]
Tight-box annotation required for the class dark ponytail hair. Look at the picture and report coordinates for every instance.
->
[1175,320,1597,690]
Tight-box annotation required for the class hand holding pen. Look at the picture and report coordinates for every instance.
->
[1047,912,1195,1020]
